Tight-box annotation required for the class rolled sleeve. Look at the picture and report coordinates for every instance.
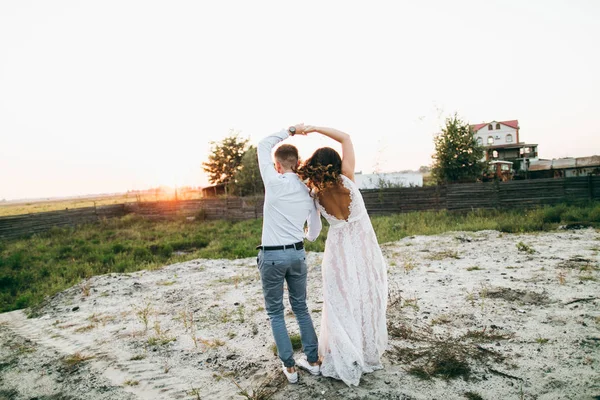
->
[305,202,322,242]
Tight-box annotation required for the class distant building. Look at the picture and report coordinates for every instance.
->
[470,119,538,173]
[528,156,600,179]
[354,172,423,189]
[201,183,227,197]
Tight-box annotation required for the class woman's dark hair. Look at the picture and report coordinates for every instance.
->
[297,147,342,191]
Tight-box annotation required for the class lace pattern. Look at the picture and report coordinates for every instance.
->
[316,175,388,386]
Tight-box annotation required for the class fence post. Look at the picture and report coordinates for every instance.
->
[589,174,594,201]
[494,180,500,209]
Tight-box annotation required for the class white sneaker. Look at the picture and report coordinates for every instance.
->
[296,357,321,376]
[282,363,298,384]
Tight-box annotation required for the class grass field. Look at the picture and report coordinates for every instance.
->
[1,202,599,313]
[0,190,202,217]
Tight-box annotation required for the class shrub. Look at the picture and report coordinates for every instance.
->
[542,204,567,223]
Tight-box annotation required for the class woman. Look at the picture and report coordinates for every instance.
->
[297,125,388,386]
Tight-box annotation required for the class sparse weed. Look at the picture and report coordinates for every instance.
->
[464,392,484,400]
[74,324,96,333]
[134,302,152,332]
[462,326,514,341]
[232,372,286,400]
[427,250,460,261]
[536,336,549,344]
[237,305,246,323]
[63,352,94,368]
[579,274,597,282]
[404,257,417,272]
[80,281,91,297]
[123,379,139,386]
[466,266,483,271]
[479,285,489,312]
[147,335,176,346]
[188,387,202,400]
[558,270,567,285]
[516,242,535,254]
[431,314,452,326]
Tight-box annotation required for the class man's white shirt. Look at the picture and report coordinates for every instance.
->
[258,129,322,246]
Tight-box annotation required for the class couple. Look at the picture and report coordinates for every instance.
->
[256,124,388,386]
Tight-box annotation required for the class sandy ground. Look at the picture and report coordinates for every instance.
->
[0,228,599,400]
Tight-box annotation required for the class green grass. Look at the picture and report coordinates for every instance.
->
[1,202,600,313]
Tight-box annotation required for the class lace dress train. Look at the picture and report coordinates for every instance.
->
[317,175,388,386]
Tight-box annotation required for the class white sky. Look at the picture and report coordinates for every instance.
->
[1,0,599,200]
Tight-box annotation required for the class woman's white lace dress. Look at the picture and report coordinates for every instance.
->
[316,175,388,386]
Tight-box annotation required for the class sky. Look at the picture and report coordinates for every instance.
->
[1,0,599,200]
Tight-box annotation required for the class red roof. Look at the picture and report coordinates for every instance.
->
[471,120,519,132]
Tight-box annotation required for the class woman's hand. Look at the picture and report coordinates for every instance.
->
[303,125,319,134]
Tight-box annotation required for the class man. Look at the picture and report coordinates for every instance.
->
[256,123,322,383]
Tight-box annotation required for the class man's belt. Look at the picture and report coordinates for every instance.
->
[256,241,304,251]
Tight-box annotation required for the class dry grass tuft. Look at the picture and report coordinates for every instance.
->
[233,372,287,400]
[427,250,460,261]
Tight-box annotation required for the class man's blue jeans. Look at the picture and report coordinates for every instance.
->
[257,247,318,367]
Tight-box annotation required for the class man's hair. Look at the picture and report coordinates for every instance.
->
[274,144,299,171]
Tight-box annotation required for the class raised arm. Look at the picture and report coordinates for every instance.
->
[257,129,289,185]
[258,124,306,185]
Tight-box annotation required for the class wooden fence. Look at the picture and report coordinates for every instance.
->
[1,176,599,241]
[123,196,264,221]
[0,204,126,241]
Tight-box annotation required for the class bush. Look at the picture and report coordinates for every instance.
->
[542,204,567,223]
[588,204,600,222]
[562,208,587,222]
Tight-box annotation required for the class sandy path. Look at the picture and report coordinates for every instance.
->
[0,228,599,400]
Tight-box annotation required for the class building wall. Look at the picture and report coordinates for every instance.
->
[354,172,423,189]
[475,123,517,147]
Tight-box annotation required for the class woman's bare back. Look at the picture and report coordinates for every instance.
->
[317,183,352,221]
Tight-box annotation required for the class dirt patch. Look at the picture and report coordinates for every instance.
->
[486,287,551,305]
[557,256,599,271]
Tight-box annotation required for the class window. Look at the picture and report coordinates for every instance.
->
[477,137,483,145]
[496,123,501,130]
[487,136,494,145]
[506,134,513,143]
[488,124,493,130]
[492,150,498,158]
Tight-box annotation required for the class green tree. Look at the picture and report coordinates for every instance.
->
[231,146,264,196]
[202,131,249,186]
[431,114,486,184]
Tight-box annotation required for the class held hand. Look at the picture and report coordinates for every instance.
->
[303,125,319,134]
[293,123,307,136]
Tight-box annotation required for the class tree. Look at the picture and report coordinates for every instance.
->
[431,114,486,184]
[202,131,249,186]
[231,146,264,196]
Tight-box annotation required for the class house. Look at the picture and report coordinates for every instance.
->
[528,156,600,179]
[471,119,539,173]
[201,183,227,197]
[354,172,423,189]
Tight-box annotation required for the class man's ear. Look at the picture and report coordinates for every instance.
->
[274,160,282,173]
